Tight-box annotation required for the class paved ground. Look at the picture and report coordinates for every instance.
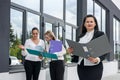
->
[102,72,120,80]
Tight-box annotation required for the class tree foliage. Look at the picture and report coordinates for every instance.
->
[9,25,22,60]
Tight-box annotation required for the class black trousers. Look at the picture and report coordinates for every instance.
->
[77,60,103,80]
[50,60,65,80]
[24,60,41,80]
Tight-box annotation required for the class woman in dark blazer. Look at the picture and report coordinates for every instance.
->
[70,15,107,80]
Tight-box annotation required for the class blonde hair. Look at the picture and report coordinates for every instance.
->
[44,30,56,40]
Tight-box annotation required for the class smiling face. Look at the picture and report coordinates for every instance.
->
[44,31,56,42]
[44,35,52,42]
[84,17,96,32]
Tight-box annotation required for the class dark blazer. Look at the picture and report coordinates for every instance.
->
[71,30,107,62]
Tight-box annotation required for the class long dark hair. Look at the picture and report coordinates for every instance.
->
[32,27,39,33]
[80,15,99,34]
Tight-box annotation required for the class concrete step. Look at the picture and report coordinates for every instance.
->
[102,72,120,80]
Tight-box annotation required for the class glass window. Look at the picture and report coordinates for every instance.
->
[56,27,59,39]
[27,12,40,38]
[113,18,120,60]
[116,21,119,41]
[65,25,72,48]
[56,26,63,40]
[113,18,116,58]
[44,0,63,19]
[10,9,23,65]
[11,0,40,12]
[66,25,72,40]
[73,28,76,41]
[118,22,120,61]
[45,22,53,32]
[119,23,120,43]
[116,21,119,60]
[95,3,101,30]
[66,0,77,25]
[113,18,116,42]
[87,0,93,15]
[101,9,106,33]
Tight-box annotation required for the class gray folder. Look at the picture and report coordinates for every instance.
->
[66,35,112,58]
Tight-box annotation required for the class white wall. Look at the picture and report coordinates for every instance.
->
[65,65,79,80]
[102,61,118,77]
[0,61,118,80]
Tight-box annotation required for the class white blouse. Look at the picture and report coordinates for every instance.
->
[22,39,45,61]
[78,30,100,66]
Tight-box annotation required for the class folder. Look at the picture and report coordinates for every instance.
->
[66,35,112,58]
[26,49,58,59]
[49,40,62,53]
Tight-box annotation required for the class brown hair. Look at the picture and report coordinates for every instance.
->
[44,30,56,40]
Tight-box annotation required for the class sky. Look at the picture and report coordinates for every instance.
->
[112,0,120,10]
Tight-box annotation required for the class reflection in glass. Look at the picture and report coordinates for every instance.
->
[116,20,119,60]
[56,26,63,40]
[10,9,23,65]
[73,28,76,41]
[101,9,106,33]
[11,0,40,12]
[113,18,116,57]
[87,0,93,15]
[95,3,101,30]
[113,18,116,41]
[116,20,119,41]
[116,20,120,60]
[66,25,72,40]
[56,27,58,38]
[45,23,52,32]
[27,12,39,38]
[66,0,77,25]
[113,18,120,60]
[119,23,120,42]
[44,0,63,19]
[65,25,72,48]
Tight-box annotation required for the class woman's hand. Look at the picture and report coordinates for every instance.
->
[87,57,100,64]
[67,47,74,54]
[18,45,25,50]
[38,56,43,59]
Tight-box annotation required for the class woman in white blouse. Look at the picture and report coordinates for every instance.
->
[19,27,45,80]
[69,15,107,80]
[44,30,66,80]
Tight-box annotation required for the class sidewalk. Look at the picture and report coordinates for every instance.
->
[102,72,120,80]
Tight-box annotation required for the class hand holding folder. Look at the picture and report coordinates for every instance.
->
[26,49,58,59]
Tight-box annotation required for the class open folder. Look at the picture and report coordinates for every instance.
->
[66,35,112,58]
[49,40,62,53]
[26,49,58,59]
